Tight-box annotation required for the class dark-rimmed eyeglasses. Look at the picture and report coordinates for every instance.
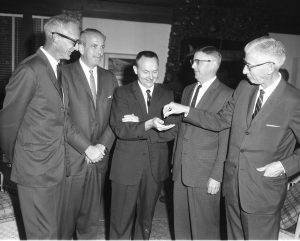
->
[190,59,211,65]
[243,59,275,71]
[52,32,79,47]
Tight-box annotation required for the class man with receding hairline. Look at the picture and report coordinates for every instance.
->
[164,46,233,239]
[109,51,177,239]
[60,28,117,239]
[163,36,300,239]
[0,15,103,239]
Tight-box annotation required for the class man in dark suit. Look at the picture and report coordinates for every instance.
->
[60,28,117,239]
[164,36,300,239]
[171,46,233,240]
[109,51,177,239]
[0,15,103,239]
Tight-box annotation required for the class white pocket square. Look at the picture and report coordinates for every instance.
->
[108,96,112,99]
[266,124,280,127]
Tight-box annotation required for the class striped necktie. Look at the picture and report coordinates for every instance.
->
[89,70,97,106]
[252,89,265,119]
[190,84,202,107]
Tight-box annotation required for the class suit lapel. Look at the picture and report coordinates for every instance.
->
[96,67,103,103]
[148,84,163,117]
[38,49,63,99]
[183,84,197,106]
[132,81,148,119]
[196,79,220,109]
[246,85,259,127]
[96,67,107,116]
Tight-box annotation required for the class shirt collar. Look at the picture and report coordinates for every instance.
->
[198,76,216,87]
[138,81,155,94]
[79,58,97,74]
[40,46,59,75]
[259,73,281,94]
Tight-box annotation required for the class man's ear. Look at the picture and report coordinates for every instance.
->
[133,65,138,75]
[267,62,275,75]
[78,43,84,55]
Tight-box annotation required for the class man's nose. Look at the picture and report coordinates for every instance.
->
[242,65,249,74]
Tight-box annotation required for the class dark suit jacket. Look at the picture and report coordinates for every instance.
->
[62,61,117,175]
[0,49,90,187]
[189,79,300,214]
[172,79,233,187]
[109,81,177,185]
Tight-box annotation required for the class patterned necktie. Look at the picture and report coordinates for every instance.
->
[252,89,265,119]
[89,70,97,106]
[146,89,151,107]
[190,84,202,107]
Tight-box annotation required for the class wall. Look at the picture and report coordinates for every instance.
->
[83,17,171,83]
[269,33,300,90]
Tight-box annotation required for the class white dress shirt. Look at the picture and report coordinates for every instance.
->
[190,76,216,107]
[252,73,281,114]
[138,82,154,113]
[40,46,59,78]
[79,58,98,93]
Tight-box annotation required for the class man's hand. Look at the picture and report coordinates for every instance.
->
[207,178,221,195]
[145,117,175,131]
[257,161,285,177]
[122,114,139,123]
[84,145,105,164]
[163,102,190,118]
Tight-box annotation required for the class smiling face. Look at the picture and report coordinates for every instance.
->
[79,32,105,69]
[56,22,80,60]
[133,56,159,88]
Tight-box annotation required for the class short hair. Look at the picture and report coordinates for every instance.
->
[135,51,159,66]
[44,14,81,44]
[195,46,222,66]
[44,14,80,35]
[79,28,106,45]
[244,36,286,68]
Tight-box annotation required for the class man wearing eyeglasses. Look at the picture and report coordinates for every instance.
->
[163,36,300,239]
[166,46,233,239]
[0,15,103,239]
[60,28,117,239]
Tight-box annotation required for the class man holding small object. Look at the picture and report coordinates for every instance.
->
[109,51,177,239]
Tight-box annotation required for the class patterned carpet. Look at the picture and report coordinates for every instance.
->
[0,183,299,240]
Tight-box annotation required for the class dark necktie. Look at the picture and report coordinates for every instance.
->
[89,70,97,106]
[252,89,265,119]
[190,84,202,107]
[56,62,62,89]
[146,89,151,107]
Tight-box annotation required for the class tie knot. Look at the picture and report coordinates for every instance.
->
[260,89,265,95]
[89,70,93,75]
[146,89,151,95]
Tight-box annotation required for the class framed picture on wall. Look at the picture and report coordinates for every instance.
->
[104,53,136,86]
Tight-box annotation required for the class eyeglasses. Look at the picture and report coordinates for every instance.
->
[52,32,79,47]
[243,59,275,71]
[190,59,211,65]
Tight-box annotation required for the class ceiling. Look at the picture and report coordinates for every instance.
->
[95,0,178,7]
[2,0,299,24]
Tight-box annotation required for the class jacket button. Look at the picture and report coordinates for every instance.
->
[240,149,244,153]
[245,131,249,135]
[60,107,64,112]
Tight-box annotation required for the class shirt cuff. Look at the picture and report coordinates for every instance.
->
[279,161,286,174]
[184,107,190,117]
